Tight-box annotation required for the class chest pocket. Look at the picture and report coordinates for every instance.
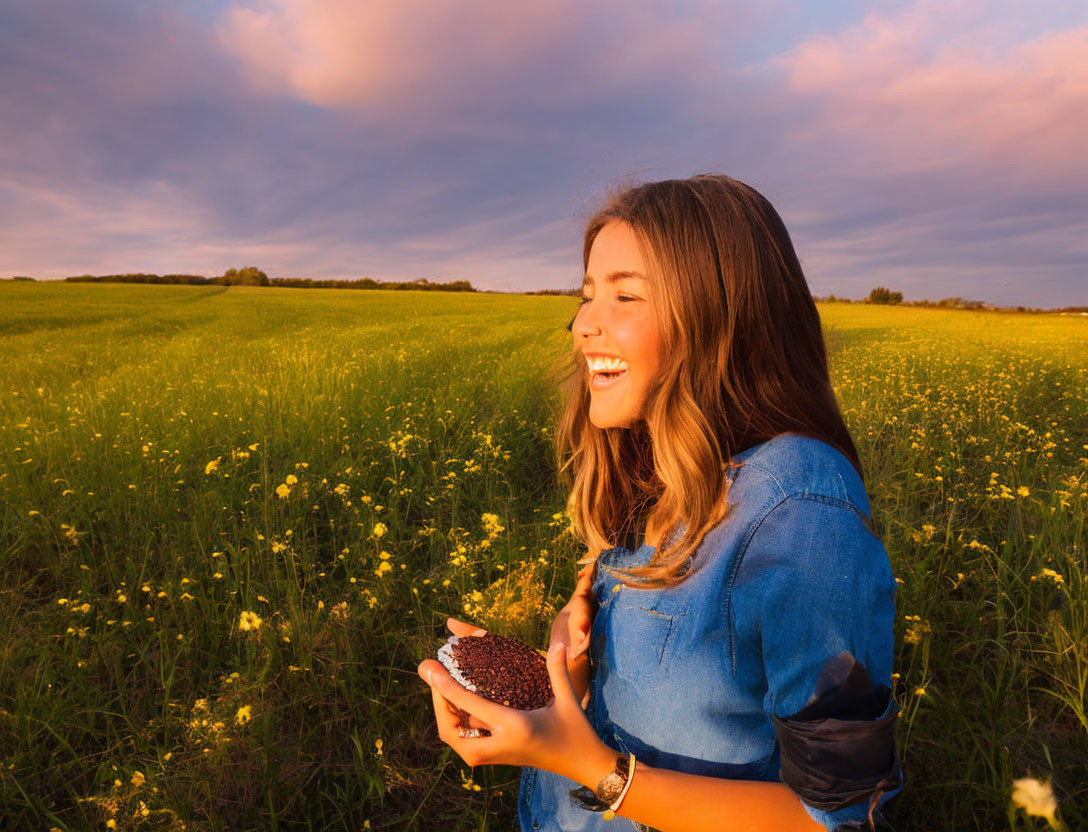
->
[608,596,685,691]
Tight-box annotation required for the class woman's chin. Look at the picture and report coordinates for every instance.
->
[588,407,635,430]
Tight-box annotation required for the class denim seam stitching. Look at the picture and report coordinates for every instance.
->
[518,766,537,830]
[835,471,850,502]
[724,491,790,677]
[733,459,789,500]
[727,493,878,675]
[613,604,683,689]
[791,491,877,536]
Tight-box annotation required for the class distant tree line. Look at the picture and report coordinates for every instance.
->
[64,273,213,285]
[528,283,1077,314]
[808,286,1082,314]
[5,273,1083,313]
[59,267,476,292]
[865,286,904,305]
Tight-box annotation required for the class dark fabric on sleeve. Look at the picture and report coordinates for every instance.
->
[772,651,903,815]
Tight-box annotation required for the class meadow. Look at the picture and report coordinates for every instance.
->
[1,281,1085,831]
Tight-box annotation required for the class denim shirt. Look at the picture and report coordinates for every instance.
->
[518,433,903,832]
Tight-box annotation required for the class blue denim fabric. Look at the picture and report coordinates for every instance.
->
[518,433,902,831]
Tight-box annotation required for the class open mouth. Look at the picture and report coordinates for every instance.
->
[591,368,628,389]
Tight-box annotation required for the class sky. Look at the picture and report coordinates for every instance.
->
[1,0,1085,307]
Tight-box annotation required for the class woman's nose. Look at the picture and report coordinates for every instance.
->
[571,303,601,337]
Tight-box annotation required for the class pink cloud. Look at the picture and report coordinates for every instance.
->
[774,1,1088,184]
[215,0,733,127]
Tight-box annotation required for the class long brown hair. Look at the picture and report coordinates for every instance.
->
[551,173,862,590]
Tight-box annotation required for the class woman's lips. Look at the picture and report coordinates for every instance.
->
[590,368,628,391]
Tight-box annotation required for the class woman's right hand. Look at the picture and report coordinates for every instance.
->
[549,561,598,708]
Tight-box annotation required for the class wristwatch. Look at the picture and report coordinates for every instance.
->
[597,753,630,803]
[569,752,633,813]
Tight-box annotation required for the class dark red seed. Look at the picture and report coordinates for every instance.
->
[441,633,553,710]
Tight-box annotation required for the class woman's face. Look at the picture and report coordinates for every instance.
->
[573,220,663,429]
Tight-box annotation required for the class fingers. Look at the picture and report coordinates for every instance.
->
[545,642,577,709]
[551,604,592,662]
[550,621,589,657]
[576,561,596,589]
[565,609,592,651]
[430,682,492,734]
[568,632,590,660]
[446,616,487,637]
[418,659,506,724]
[429,674,464,737]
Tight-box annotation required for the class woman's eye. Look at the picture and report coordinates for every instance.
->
[579,294,636,304]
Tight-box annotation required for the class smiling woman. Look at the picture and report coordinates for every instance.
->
[419,174,902,832]
[574,223,662,432]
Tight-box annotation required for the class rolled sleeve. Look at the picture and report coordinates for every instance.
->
[733,495,903,831]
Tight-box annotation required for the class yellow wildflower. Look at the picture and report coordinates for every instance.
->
[235,705,252,725]
[239,610,263,631]
[372,522,388,538]
[1011,777,1060,829]
[130,770,145,788]
[1017,486,1030,498]
[904,618,932,645]
[276,483,291,499]
[1038,568,1065,585]
[285,473,298,486]
[205,457,221,475]
[481,512,506,538]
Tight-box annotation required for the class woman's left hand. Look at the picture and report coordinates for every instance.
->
[417,632,612,785]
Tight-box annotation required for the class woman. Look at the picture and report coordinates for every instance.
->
[417,174,903,832]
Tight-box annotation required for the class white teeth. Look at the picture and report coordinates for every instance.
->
[586,356,629,373]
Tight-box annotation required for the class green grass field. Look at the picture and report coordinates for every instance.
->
[2,282,1086,831]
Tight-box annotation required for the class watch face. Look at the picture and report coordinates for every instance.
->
[598,771,625,803]
[597,756,629,803]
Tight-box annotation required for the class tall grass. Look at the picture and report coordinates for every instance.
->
[1,283,1085,830]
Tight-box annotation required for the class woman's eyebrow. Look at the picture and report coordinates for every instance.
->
[582,270,646,287]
